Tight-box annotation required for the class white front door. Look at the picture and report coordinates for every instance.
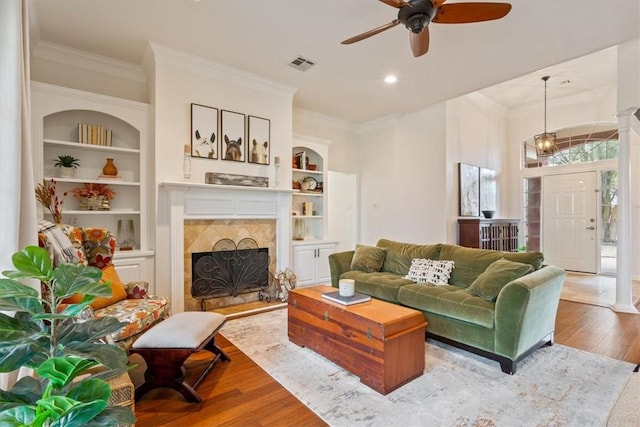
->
[542,171,598,273]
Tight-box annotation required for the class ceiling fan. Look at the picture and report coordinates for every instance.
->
[341,0,512,57]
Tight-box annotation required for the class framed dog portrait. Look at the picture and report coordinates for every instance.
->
[221,110,246,162]
[248,115,270,165]
[459,163,480,217]
[190,103,218,159]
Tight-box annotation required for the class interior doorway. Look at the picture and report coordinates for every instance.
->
[327,171,357,252]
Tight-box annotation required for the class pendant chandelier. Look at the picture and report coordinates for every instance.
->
[534,75,556,158]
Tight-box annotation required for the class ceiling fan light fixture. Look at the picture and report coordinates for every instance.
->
[534,75,557,159]
[406,14,430,33]
[384,74,398,84]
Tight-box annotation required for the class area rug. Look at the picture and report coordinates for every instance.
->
[607,371,640,426]
[220,309,635,427]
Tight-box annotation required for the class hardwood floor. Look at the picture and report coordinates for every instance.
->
[134,293,640,426]
[134,334,328,426]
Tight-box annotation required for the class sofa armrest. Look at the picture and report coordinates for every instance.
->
[124,280,150,299]
[328,250,355,287]
[494,265,565,360]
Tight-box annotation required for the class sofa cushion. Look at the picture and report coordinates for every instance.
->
[467,259,535,302]
[63,264,127,309]
[397,284,495,328]
[350,245,387,273]
[91,265,128,309]
[95,296,170,341]
[376,239,441,276]
[405,259,454,285]
[82,227,116,269]
[340,271,415,303]
[438,244,544,287]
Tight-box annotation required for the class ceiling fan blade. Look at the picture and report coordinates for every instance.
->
[379,0,412,8]
[432,3,511,24]
[410,27,430,57]
[431,0,447,7]
[341,19,401,45]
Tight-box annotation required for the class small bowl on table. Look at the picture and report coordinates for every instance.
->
[482,210,495,219]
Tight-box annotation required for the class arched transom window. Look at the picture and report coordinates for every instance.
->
[523,122,618,168]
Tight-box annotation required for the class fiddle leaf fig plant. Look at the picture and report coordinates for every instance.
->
[0,246,136,426]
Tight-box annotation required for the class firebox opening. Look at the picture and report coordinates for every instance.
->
[191,238,270,311]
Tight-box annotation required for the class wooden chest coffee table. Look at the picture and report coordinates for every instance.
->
[288,285,426,394]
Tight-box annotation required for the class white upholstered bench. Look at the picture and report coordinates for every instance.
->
[131,311,230,402]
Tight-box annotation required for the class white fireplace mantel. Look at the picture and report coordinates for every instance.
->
[159,181,293,313]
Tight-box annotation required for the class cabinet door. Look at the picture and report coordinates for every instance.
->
[293,246,317,286]
[316,244,336,283]
[113,255,154,285]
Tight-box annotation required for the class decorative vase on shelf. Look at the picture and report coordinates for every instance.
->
[102,158,118,176]
[293,219,305,241]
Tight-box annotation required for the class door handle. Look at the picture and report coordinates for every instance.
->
[586,226,595,230]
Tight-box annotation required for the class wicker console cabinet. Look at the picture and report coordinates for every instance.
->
[458,218,519,252]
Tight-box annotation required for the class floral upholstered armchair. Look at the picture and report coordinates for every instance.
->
[38,220,170,351]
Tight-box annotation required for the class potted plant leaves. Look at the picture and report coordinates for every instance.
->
[0,245,136,426]
[54,155,80,178]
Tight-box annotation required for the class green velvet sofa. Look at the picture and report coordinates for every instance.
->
[328,239,566,374]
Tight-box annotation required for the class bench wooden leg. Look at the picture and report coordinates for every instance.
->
[133,344,230,403]
[131,313,230,403]
[133,348,200,402]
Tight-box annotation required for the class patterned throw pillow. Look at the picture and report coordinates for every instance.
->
[405,258,455,285]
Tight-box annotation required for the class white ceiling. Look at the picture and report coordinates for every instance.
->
[28,0,639,123]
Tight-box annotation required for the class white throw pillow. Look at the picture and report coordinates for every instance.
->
[405,258,455,285]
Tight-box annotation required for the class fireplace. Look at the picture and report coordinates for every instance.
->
[191,239,270,311]
[159,182,293,314]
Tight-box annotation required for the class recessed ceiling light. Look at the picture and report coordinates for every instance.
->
[384,75,397,84]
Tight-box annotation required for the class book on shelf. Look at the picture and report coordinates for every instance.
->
[321,291,371,306]
[294,151,306,170]
[77,123,113,146]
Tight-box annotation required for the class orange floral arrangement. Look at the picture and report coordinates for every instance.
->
[71,183,116,200]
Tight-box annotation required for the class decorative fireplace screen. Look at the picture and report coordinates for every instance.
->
[191,238,270,310]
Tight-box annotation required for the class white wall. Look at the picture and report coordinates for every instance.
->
[148,43,296,299]
[357,106,448,245]
[293,108,360,174]
[445,93,509,242]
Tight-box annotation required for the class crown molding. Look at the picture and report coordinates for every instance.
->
[31,41,145,83]
[148,42,297,100]
[355,113,401,135]
[293,108,356,132]
[31,81,149,112]
[292,133,331,146]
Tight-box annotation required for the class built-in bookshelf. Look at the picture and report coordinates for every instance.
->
[291,134,337,285]
[32,82,154,283]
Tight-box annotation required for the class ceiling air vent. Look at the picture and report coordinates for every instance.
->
[288,56,316,71]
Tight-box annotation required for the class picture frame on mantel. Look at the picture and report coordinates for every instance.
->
[480,167,497,212]
[190,103,218,159]
[248,115,270,165]
[459,162,480,217]
[221,109,246,162]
